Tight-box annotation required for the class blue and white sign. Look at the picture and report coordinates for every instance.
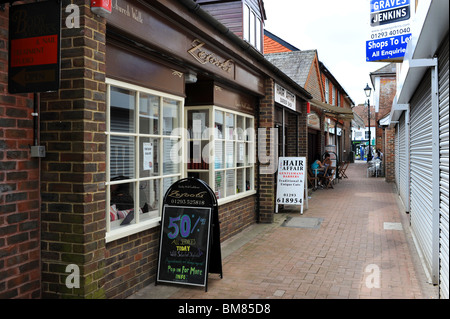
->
[366,0,414,62]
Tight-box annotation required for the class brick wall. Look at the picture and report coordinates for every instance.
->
[0,5,41,299]
[258,78,275,223]
[39,1,107,298]
[384,127,396,183]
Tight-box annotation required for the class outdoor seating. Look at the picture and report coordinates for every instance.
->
[367,159,383,177]
[323,166,336,189]
[307,168,319,189]
[338,161,349,179]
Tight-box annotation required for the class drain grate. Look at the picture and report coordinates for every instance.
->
[282,217,323,229]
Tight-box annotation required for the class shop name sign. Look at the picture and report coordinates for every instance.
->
[112,0,143,24]
[188,39,234,74]
[8,1,61,93]
[366,0,413,62]
[274,83,296,111]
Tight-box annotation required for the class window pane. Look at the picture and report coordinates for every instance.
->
[139,179,160,221]
[246,167,253,190]
[110,135,135,179]
[226,170,235,196]
[243,4,250,41]
[256,17,262,51]
[225,113,234,140]
[163,138,181,175]
[225,141,234,168]
[215,171,224,199]
[110,86,135,133]
[163,176,178,197]
[109,181,135,228]
[140,137,159,178]
[250,11,256,46]
[214,110,224,139]
[214,140,224,169]
[163,98,180,135]
[139,94,160,135]
[188,110,209,139]
[237,142,245,167]
[236,168,244,193]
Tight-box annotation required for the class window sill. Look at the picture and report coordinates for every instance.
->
[105,218,161,243]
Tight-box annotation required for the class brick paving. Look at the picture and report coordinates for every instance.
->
[131,161,438,299]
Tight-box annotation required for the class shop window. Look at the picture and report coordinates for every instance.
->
[186,106,255,204]
[106,79,183,241]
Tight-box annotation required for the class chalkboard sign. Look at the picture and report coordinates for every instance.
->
[157,205,211,286]
[156,178,222,291]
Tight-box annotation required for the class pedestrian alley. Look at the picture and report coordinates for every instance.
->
[130,161,438,299]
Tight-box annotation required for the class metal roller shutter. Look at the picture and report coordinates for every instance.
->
[410,70,434,274]
[398,113,408,210]
[395,125,400,193]
[438,38,449,299]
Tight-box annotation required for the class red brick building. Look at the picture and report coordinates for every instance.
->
[264,31,354,166]
[1,0,312,298]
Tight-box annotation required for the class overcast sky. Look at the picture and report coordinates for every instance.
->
[263,0,389,106]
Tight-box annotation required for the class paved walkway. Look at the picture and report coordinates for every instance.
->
[129,161,439,299]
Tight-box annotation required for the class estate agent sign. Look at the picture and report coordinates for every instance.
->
[366,0,414,62]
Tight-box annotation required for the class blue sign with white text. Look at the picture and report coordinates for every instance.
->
[366,34,411,61]
[370,0,410,13]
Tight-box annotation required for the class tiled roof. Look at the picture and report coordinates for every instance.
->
[264,35,293,54]
[264,50,317,87]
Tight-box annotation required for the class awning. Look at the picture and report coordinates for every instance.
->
[310,99,354,119]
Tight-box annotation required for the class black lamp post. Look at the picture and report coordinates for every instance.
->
[364,84,372,161]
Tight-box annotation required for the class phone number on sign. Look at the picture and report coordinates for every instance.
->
[371,27,410,39]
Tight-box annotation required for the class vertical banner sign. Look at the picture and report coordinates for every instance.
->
[8,1,61,93]
[157,178,222,291]
[366,0,414,62]
[276,157,306,215]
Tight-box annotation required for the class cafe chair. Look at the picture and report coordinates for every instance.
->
[323,166,336,189]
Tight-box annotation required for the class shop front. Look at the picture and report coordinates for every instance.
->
[35,0,312,299]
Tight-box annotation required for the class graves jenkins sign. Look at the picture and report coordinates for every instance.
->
[366,0,413,62]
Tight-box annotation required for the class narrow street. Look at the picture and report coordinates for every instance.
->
[131,161,439,299]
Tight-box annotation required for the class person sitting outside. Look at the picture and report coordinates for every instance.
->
[311,154,328,187]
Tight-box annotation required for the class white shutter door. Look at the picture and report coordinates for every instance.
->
[438,39,449,299]
[398,113,408,210]
[395,125,400,193]
[410,70,434,273]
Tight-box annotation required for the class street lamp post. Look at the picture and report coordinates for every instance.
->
[364,84,372,161]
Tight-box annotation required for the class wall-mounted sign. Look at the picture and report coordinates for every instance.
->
[307,112,320,130]
[366,0,414,62]
[8,1,61,93]
[188,39,234,74]
[274,83,296,111]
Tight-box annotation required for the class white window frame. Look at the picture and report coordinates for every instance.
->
[185,105,256,206]
[105,78,184,242]
[243,3,262,52]
[325,79,329,104]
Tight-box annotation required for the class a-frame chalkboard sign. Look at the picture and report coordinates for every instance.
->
[156,178,222,291]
